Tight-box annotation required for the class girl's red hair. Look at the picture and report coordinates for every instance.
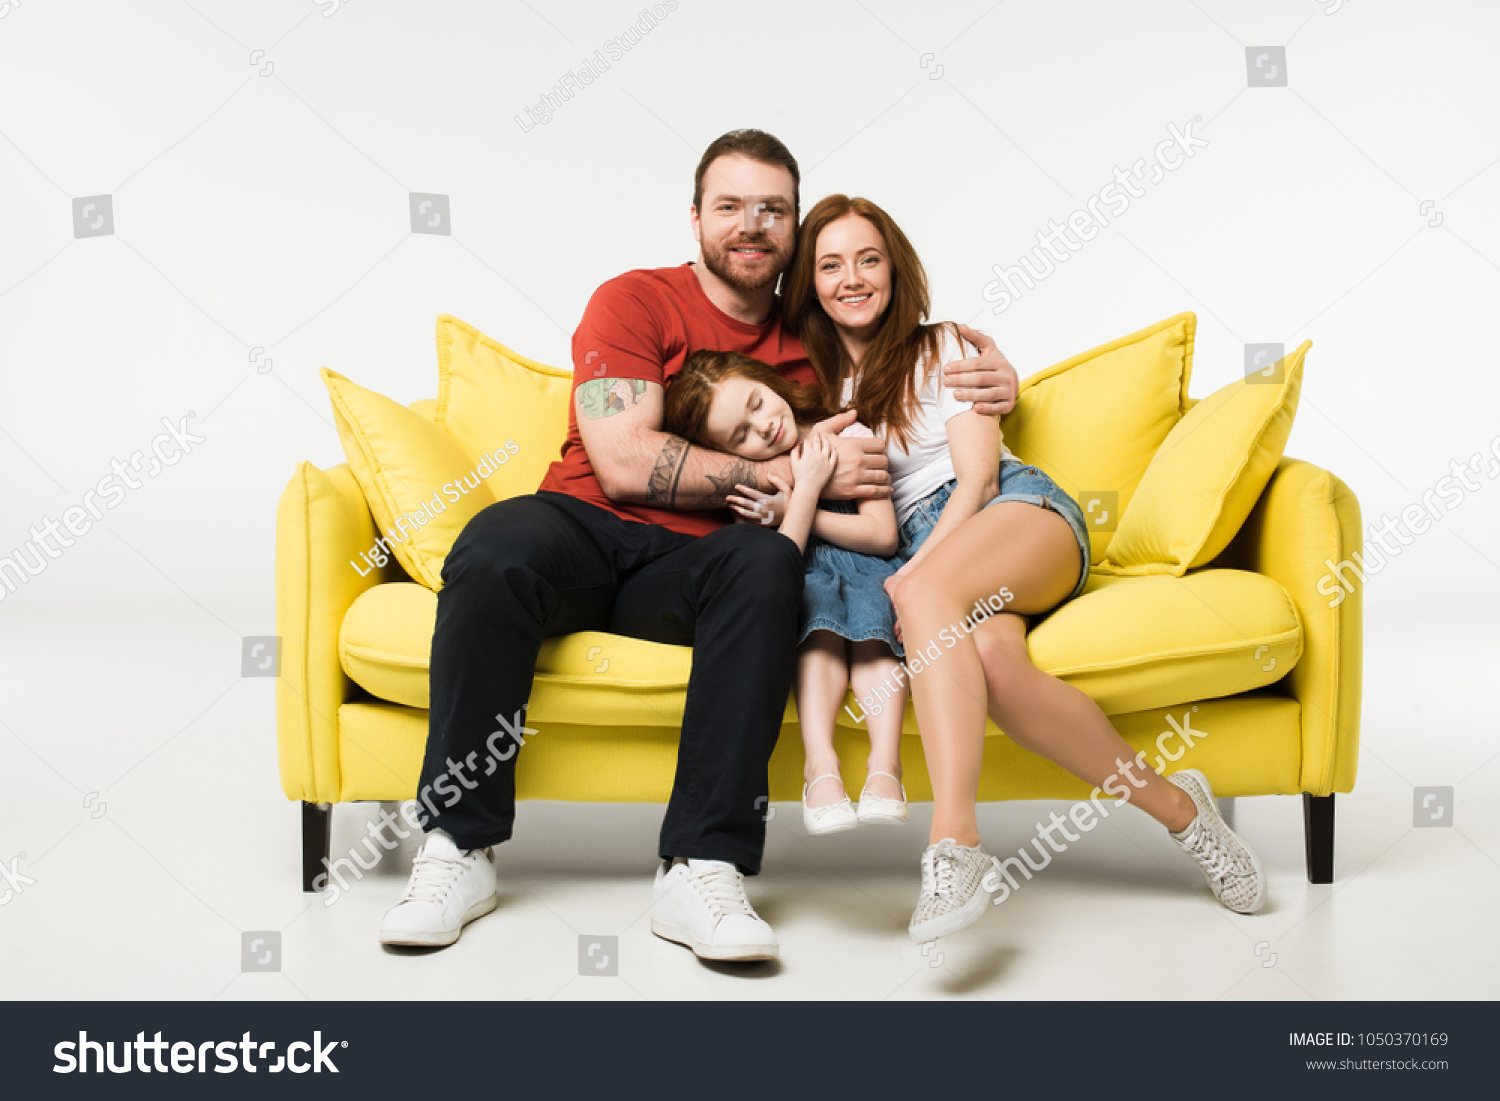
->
[663,349,829,446]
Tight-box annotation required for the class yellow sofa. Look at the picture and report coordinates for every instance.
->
[276,314,1361,891]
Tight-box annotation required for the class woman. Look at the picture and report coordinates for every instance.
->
[771,195,1266,943]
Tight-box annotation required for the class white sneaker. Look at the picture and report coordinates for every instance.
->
[908,838,993,942]
[651,859,779,962]
[378,830,499,947]
[1167,769,1266,914]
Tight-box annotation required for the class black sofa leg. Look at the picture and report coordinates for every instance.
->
[302,802,332,892]
[1303,793,1334,884]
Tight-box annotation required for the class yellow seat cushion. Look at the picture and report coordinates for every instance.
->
[432,314,573,501]
[321,369,498,590]
[339,568,1300,720]
[339,582,711,725]
[1096,341,1309,576]
[1027,569,1301,713]
[1003,312,1196,564]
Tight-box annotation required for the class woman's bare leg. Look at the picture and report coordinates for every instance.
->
[795,630,851,807]
[849,640,907,800]
[893,503,1193,844]
[969,612,1194,831]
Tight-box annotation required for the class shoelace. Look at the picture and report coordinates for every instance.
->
[689,863,756,920]
[1183,822,1237,884]
[920,842,961,902]
[399,849,470,906]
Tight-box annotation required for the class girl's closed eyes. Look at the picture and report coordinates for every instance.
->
[700,376,799,461]
[664,348,829,465]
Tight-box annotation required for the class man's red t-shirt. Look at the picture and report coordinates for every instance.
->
[536,262,819,537]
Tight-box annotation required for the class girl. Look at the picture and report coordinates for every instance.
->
[664,349,913,834]
[772,194,1266,942]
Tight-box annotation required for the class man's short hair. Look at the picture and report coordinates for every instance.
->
[692,129,800,217]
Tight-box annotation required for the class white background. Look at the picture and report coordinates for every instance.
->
[2,0,1499,1005]
[2,0,1498,623]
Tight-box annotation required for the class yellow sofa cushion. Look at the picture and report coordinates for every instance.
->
[1003,312,1196,564]
[432,314,573,500]
[321,369,498,590]
[1096,341,1308,576]
[339,568,1300,720]
[340,582,713,728]
[1026,570,1301,712]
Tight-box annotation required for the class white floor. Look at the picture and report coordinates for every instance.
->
[0,606,1496,1001]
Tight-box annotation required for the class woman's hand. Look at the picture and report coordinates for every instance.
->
[790,432,837,493]
[883,563,916,646]
[728,479,789,527]
[809,408,857,436]
[884,563,914,601]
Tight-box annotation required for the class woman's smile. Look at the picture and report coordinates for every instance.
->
[811,214,893,348]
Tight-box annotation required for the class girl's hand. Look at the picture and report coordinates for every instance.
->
[728,478,789,527]
[790,432,836,492]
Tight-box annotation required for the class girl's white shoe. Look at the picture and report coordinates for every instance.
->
[802,773,859,834]
[857,771,908,824]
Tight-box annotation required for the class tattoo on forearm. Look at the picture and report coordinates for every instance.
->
[693,457,761,510]
[646,435,691,507]
[578,377,648,419]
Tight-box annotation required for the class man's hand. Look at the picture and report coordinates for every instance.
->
[943,324,1019,416]
[809,409,891,500]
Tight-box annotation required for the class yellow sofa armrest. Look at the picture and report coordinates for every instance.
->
[275,461,400,803]
[1220,456,1362,795]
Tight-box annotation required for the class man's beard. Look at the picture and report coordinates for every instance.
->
[700,233,794,293]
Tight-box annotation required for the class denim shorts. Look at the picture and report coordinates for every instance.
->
[896,460,1091,605]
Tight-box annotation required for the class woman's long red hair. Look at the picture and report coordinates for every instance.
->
[782,195,953,451]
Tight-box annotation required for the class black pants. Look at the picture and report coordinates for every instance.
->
[416,491,804,874]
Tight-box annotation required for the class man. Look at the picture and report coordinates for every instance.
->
[379,129,1020,962]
